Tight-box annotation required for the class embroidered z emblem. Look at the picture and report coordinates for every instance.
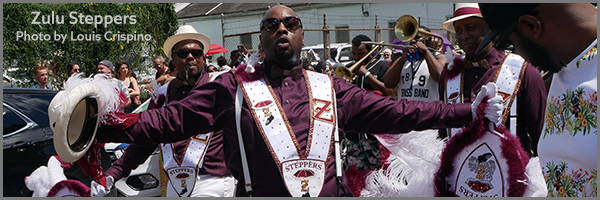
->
[301,180,309,192]
[476,164,487,179]
[313,99,334,123]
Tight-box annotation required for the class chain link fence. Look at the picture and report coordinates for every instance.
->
[222,28,449,62]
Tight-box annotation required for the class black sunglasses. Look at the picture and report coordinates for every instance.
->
[261,16,302,32]
[175,49,204,58]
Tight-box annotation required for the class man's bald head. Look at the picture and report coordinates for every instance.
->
[260,5,304,68]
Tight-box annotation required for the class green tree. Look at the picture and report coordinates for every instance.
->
[3,3,178,89]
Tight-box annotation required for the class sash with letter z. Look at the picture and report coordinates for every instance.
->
[236,70,336,197]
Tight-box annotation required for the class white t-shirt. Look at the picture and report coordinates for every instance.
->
[396,54,440,102]
[537,39,597,197]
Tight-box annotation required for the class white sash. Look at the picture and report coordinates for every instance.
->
[492,54,526,135]
[237,70,335,197]
[160,133,212,197]
[444,70,464,136]
[158,72,225,197]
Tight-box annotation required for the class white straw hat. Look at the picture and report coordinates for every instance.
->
[442,3,483,33]
[49,83,102,163]
[163,25,211,59]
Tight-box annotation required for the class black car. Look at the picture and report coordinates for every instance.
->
[3,88,114,197]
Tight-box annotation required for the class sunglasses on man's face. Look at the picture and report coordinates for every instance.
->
[261,16,302,32]
[175,49,204,58]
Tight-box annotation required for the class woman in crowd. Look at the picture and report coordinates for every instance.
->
[114,60,141,113]
[66,62,81,77]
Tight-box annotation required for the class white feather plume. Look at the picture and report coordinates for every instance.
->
[53,74,126,124]
[361,130,446,197]
[244,51,261,73]
[444,46,458,70]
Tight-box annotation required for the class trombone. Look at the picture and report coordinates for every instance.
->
[334,15,444,82]
[334,41,385,83]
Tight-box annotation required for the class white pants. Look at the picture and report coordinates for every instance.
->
[166,174,236,197]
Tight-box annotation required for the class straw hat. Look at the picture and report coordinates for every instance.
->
[163,25,211,59]
[441,3,483,33]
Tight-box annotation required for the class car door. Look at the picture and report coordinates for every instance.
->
[3,102,54,196]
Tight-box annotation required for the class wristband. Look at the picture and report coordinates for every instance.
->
[364,71,371,78]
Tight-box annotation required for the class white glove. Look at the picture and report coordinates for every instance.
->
[471,82,503,124]
[90,176,114,197]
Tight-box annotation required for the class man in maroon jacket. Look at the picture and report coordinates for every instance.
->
[439,3,546,157]
[94,5,504,197]
[93,25,234,197]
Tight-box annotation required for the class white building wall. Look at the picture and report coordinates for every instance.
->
[178,3,453,63]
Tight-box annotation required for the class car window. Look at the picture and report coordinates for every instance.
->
[338,47,352,62]
[3,92,55,128]
[3,106,26,135]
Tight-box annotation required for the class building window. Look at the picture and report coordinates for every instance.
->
[335,25,349,43]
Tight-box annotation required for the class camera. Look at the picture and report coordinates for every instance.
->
[238,45,244,52]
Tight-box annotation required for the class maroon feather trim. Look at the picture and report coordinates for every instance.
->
[77,141,107,188]
[47,180,91,197]
[499,129,529,196]
[345,165,371,197]
[234,63,265,82]
[53,155,74,170]
[444,56,465,80]
[434,97,529,197]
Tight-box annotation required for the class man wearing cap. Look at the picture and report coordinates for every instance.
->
[93,5,505,197]
[97,60,114,75]
[477,3,597,197]
[443,3,547,158]
[96,60,131,108]
[391,48,402,63]
[327,48,338,67]
[437,3,497,139]
[93,25,235,197]
[437,3,545,153]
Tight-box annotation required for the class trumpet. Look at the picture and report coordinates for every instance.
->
[334,15,443,82]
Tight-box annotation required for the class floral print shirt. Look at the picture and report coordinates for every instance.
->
[539,39,597,197]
